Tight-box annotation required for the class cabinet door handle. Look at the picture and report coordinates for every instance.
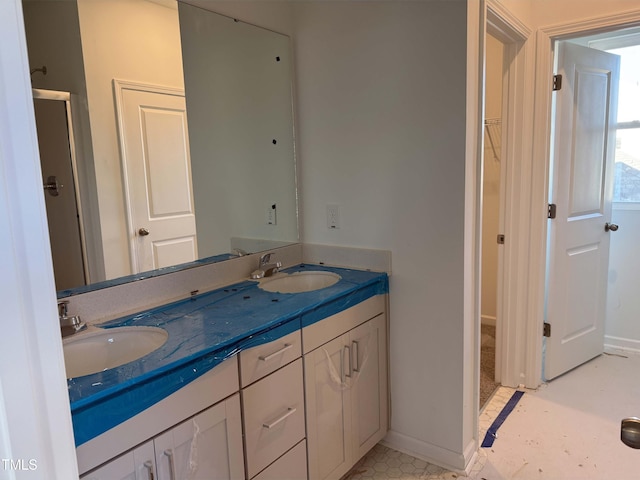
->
[164,449,176,480]
[352,341,360,372]
[344,345,352,378]
[263,407,297,429]
[258,343,293,362]
[143,460,155,480]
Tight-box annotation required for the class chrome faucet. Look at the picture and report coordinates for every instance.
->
[58,301,86,338]
[250,252,282,279]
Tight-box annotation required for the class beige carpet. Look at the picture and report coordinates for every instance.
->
[480,324,500,408]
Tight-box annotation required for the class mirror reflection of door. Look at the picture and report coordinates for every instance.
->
[33,95,87,290]
[114,82,197,274]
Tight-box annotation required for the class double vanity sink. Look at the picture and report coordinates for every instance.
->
[66,264,387,449]
[63,270,341,379]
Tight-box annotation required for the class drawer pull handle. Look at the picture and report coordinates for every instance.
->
[259,343,293,362]
[144,460,154,480]
[263,407,297,429]
[164,449,176,480]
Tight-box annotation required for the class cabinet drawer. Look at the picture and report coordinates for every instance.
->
[253,440,307,480]
[303,295,385,354]
[243,358,305,479]
[240,329,301,387]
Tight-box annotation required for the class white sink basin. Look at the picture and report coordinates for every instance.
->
[258,271,341,293]
[63,326,168,378]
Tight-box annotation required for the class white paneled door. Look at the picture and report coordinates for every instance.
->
[115,81,197,274]
[545,42,620,380]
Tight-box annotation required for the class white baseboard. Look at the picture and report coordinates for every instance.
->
[382,430,476,474]
[604,335,640,354]
[481,315,496,327]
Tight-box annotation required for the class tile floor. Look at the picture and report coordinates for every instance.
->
[345,347,640,480]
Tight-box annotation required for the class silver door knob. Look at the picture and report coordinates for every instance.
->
[138,227,150,236]
[605,222,619,232]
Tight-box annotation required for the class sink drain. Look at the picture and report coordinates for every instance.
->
[621,418,640,449]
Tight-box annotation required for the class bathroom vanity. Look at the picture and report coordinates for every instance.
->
[72,265,389,480]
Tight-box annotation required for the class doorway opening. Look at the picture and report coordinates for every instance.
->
[480,32,506,408]
[33,89,89,291]
[543,27,640,382]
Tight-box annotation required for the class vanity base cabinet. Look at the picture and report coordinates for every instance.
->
[81,394,244,480]
[304,334,353,480]
[242,358,305,479]
[349,315,388,461]
[304,296,388,480]
[155,393,245,480]
[80,441,156,480]
[253,440,307,480]
[77,357,239,475]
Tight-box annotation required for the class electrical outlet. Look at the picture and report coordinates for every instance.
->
[327,204,340,229]
[266,203,277,225]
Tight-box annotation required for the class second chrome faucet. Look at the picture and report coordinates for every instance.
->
[250,253,282,279]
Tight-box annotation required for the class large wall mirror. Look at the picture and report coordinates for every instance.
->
[22,0,298,296]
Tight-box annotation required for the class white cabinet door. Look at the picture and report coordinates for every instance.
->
[304,334,353,480]
[80,441,156,480]
[305,309,388,480]
[349,314,387,460]
[155,394,244,480]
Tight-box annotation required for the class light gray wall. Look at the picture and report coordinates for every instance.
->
[77,0,185,279]
[22,0,105,282]
[292,1,469,461]
[607,208,640,349]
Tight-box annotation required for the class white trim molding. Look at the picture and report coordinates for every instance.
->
[0,0,79,476]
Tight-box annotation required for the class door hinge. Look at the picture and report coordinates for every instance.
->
[497,234,505,245]
[548,203,557,219]
[553,74,562,91]
[543,322,551,337]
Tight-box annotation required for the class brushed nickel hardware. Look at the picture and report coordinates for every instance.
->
[143,460,154,480]
[259,343,293,362]
[164,450,175,480]
[344,345,352,378]
[262,407,296,429]
[352,341,360,373]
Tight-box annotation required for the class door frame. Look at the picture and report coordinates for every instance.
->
[481,0,533,389]
[526,7,640,389]
[0,0,79,475]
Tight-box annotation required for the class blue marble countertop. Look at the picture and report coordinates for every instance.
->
[68,264,388,446]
